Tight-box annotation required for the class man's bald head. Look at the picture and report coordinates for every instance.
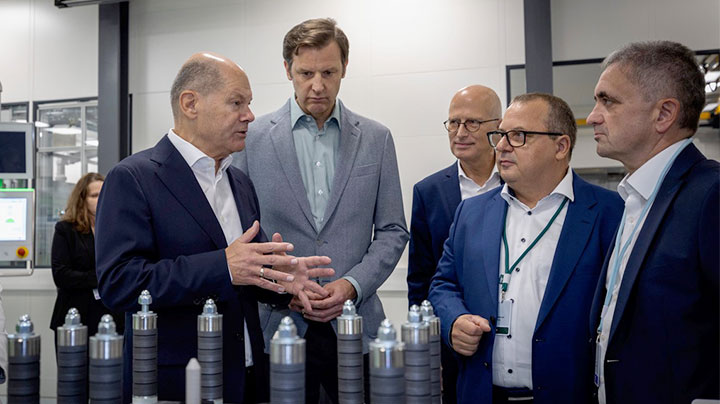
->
[170,52,247,120]
[450,85,502,119]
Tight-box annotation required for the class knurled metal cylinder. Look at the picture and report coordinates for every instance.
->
[56,308,88,403]
[270,316,306,404]
[421,300,441,404]
[402,305,431,403]
[369,319,405,403]
[8,314,41,403]
[337,300,363,404]
[89,314,123,403]
[197,299,223,403]
[133,290,158,403]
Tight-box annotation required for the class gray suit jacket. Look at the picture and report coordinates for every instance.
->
[234,99,409,352]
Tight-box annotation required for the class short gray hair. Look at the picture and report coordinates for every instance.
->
[511,92,577,160]
[170,59,225,118]
[602,41,705,132]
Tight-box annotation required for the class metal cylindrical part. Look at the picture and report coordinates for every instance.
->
[402,305,431,402]
[369,319,405,402]
[133,290,158,403]
[270,316,306,404]
[421,300,442,403]
[56,308,89,403]
[197,299,223,403]
[337,300,364,404]
[89,314,123,403]
[8,314,41,403]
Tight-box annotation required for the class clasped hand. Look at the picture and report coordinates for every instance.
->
[225,221,334,313]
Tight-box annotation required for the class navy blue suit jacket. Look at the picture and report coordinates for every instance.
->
[96,136,281,402]
[589,144,719,404]
[429,173,623,404]
[408,163,461,306]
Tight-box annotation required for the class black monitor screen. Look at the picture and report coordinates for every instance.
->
[0,131,27,174]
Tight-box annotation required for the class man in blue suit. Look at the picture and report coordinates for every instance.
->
[408,84,503,403]
[588,41,719,404]
[429,93,623,404]
[95,52,333,402]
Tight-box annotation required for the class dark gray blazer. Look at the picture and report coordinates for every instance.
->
[234,99,409,351]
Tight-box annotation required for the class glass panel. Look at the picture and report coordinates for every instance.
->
[86,148,98,173]
[35,150,83,267]
[0,104,29,123]
[37,106,83,148]
[86,105,98,147]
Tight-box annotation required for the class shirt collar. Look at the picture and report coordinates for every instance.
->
[290,96,341,130]
[501,167,575,205]
[167,129,233,173]
[618,139,688,201]
[457,160,501,188]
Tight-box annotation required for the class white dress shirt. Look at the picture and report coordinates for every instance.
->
[492,168,574,388]
[458,160,503,201]
[596,139,688,403]
[168,129,253,367]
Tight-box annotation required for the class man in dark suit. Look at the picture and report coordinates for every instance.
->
[95,52,333,402]
[588,41,719,404]
[408,84,503,403]
[429,93,623,404]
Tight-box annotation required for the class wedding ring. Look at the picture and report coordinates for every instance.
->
[259,267,265,278]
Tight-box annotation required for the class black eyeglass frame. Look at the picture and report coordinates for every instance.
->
[443,118,500,133]
[486,129,565,148]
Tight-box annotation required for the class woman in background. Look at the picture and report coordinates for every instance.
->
[50,172,124,345]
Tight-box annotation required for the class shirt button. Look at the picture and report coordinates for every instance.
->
[520,238,526,243]
[508,369,513,374]
[315,161,322,167]
[318,189,324,195]
[527,211,532,216]
[515,267,520,273]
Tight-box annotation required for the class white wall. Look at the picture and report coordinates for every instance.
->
[0,0,718,398]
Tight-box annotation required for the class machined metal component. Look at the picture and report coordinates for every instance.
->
[197,299,223,403]
[56,308,88,403]
[133,290,158,403]
[270,316,306,404]
[421,300,442,404]
[369,319,405,404]
[8,314,41,402]
[337,300,364,404]
[185,358,201,404]
[89,314,124,403]
[402,305,431,403]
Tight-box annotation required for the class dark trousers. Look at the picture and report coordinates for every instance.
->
[441,340,459,404]
[304,321,370,404]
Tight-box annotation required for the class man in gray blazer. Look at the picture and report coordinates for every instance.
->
[234,18,408,403]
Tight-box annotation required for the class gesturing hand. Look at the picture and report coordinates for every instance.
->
[290,279,357,323]
[451,314,491,356]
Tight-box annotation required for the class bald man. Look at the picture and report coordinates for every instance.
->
[407,85,503,403]
[96,52,333,402]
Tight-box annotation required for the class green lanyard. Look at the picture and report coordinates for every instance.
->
[500,197,568,301]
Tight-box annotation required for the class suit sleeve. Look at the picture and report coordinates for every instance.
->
[698,177,719,290]
[407,184,434,306]
[95,164,237,312]
[428,201,471,347]
[342,130,409,306]
[51,222,98,290]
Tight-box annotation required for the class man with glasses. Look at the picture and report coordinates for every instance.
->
[588,41,719,404]
[429,93,623,403]
[408,84,503,403]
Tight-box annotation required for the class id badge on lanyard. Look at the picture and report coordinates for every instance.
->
[496,298,513,336]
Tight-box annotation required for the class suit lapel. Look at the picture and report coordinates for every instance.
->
[227,169,257,233]
[608,144,703,340]
[535,174,597,332]
[481,193,506,304]
[442,163,462,220]
[268,102,317,231]
[152,136,227,249]
[322,102,361,231]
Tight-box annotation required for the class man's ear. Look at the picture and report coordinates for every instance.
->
[179,90,199,119]
[555,134,571,161]
[284,60,293,81]
[654,98,680,134]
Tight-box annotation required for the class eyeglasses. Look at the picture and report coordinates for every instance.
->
[486,130,564,148]
[444,118,499,133]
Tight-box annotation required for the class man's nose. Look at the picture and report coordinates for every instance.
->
[311,75,324,92]
[586,105,602,126]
